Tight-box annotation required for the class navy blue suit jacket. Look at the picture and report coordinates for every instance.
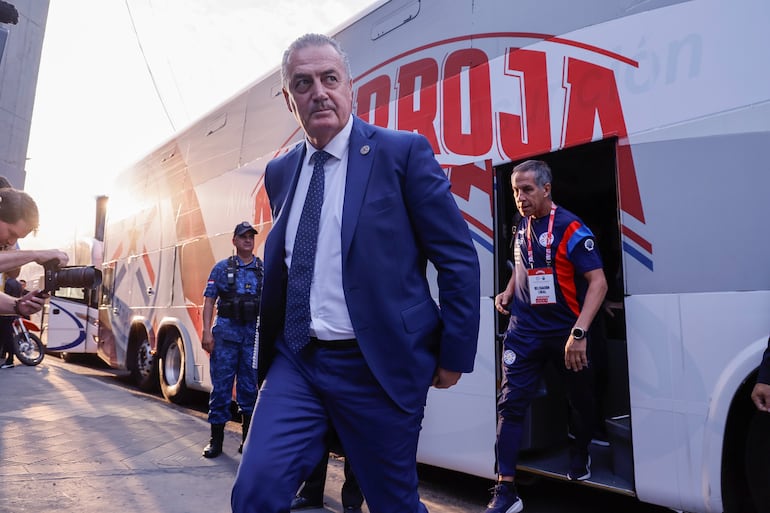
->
[257,117,480,412]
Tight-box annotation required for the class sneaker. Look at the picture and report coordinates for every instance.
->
[484,482,523,513]
[567,452,592,481]
[0,361,14,369]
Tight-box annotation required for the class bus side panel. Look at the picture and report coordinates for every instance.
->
[44,297,98,354]
[680,292,770,512]
[622,133,770,297]
[418,297,497,479]
[627,292,770,512]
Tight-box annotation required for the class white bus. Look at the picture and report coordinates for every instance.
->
[93,1,770,511]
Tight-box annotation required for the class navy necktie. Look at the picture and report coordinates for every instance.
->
[284,150,330,353]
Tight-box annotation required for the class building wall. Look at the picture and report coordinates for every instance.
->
[0,0,49,189]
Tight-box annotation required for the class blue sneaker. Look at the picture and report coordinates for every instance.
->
[484,482,523,513]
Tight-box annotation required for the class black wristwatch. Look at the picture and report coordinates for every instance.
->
[571,327,586,340]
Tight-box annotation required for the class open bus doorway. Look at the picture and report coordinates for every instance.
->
[493,138,632,490]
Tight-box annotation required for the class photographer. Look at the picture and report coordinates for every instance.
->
[0,188,68,316]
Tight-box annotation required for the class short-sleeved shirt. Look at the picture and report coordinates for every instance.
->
[204,255,263,331]
[507,205,603,337]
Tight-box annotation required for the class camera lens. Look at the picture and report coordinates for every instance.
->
[52,266,103,290]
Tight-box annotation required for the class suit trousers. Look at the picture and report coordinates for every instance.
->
[231,338,429,513]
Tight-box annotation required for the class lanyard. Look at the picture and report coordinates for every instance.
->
[526,203,557,268]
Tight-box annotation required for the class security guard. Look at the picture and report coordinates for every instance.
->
[201,221,263,458]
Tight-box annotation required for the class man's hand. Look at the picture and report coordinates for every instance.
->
[495,291,512,315]
[201,331,215,354]
[432,368,461,389]
[33,250,69,267]
[16,290,47,317]
[564,336,588,372]
[751,383,770,412]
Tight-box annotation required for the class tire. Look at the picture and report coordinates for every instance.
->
[130,334,158,392]
[13,332,45,366]
[159,333,189,404]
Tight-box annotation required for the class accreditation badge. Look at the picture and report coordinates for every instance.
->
[527,268,556,305]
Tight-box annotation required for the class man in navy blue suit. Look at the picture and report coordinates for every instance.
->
[231,33,480,513]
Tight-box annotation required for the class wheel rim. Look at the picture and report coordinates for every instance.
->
[135,338,154,380]
[16,335,43,363]
[163,339,182,386]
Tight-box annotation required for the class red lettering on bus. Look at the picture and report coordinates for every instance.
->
[499,49,552,160]
[354,44,645,223]
[442,48,493,156]
[356,74,391,128]
[396,58,440,150]
[562,58,627,146]
[562,58,644,222]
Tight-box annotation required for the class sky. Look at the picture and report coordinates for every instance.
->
[24,0,379,251]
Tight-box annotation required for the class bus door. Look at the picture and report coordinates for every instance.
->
[492,138,632,490]
[43,287,99,356]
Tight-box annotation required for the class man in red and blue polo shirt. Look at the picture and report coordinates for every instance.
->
[485,160,608,513]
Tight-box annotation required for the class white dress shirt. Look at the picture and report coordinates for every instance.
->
[284,116,355,340]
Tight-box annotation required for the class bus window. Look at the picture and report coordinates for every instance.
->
[100,265,114,307]
[52,286,85,302]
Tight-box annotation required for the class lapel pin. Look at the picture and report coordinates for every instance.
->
[360,145,370,155]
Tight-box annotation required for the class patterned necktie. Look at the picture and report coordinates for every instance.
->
[284,150,330,353]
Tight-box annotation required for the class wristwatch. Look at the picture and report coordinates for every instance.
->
[571,327,586,340]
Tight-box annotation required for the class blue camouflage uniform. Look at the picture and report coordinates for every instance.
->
[204,255,263,424]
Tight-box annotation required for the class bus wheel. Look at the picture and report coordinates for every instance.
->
[159,333,188,404]
[130,333,158,392]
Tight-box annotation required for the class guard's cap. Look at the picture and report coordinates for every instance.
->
[233,221,257,236]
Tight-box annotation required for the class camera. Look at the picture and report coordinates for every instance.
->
[42,259,102,293]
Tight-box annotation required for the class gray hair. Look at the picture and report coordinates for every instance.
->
[281,33,352,89]
[512,160,552,189]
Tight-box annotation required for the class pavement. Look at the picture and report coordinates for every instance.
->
[0,357,365,513]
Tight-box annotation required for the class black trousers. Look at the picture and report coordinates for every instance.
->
[298,452,363,509]
[0,317,14,362]
[746,410,770,512]
[299,426,363,508]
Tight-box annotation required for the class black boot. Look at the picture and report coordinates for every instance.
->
[239,414,251,454]
[203,423,225,458]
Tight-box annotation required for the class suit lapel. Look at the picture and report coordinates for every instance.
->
[267,144,306,262]
[341,119,376,262]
